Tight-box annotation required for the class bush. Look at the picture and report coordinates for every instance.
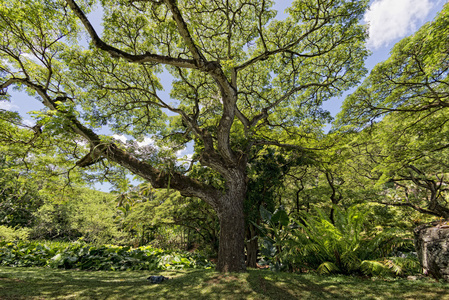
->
[0,226,30,242]
[289,206,421,276]
[0,240,214,271]
[255,205,421,277]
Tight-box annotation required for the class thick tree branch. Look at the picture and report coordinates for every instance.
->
[1,77,222,208]
[161,0,239,165]
[162,0,206,64]
[65,0,197,68]
[66,0,240,172]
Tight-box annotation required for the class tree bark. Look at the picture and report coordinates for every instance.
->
[245,223,258,268]
[215,177,247,272]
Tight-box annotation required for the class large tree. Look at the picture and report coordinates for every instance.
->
[0,0,368,272]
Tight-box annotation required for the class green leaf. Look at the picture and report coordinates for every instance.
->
[259,206,272,224]
[272,207,289,226]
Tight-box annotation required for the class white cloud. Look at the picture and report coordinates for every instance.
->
[0,101,18,111]
[137,137,154,147]
[176,148,187,157]
[23,119,35,127]
[364,0,434,49]
[175,148,193,165]
[112,134,127,143]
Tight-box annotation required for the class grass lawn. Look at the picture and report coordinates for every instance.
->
[0,267,448,299]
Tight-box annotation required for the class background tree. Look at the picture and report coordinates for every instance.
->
[116,184,219,251]
[244,147,306,267]
[31,187,121,244]
[0,0,369,272]
[336,115,449,218]
[338,2,448,127]
[0,111,85,228]
[335,4,449,218]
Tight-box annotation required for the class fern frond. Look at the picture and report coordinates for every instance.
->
[387,256,421,276]
[317,261,340,274]
[383,259,403,275]
[361,260,389,276]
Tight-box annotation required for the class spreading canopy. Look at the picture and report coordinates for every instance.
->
[337,3,449,129]
[335,3,449,218]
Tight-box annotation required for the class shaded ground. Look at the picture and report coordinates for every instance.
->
[0,267,448,299]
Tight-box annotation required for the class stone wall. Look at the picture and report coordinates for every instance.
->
[414,221,449,282]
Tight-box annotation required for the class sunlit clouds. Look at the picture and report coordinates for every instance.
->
[136,137,154,147]
[112,134,127,143]
[364,0,436,49]
[0,101,17,111]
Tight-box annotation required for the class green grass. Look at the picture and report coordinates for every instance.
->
[0,267,448,299]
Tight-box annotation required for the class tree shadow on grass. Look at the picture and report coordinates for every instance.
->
[246,270,298,300]
[1,268,251,300]
[246,270,449,300]
[1,267,449,300]
[0,267,180,299]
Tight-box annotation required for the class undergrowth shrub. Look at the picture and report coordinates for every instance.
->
[290,206,421,276]
[0,240,213,271]
[256,205,421,277]
[0,226,30,242]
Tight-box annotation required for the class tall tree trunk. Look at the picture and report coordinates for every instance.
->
[215,181,247,272]
[245,223,258,268]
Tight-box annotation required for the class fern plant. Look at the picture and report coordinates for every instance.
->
[289,205,419,276]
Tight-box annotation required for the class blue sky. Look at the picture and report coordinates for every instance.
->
[1,0,447,189]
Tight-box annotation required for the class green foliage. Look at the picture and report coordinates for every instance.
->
[331,113,449,218]
[0,226,30,242]
[0,150,45,228]
[290,206,420,276]
[31,188,123,245]
[331,3,449,218]
[254,206,293,271]
[0,241,213,271]
[245,148,310,221]
[255,205,420,277]
[115,184,219,252]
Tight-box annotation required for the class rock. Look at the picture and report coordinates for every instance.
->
[147,275,169,283]
[414,221,449,282]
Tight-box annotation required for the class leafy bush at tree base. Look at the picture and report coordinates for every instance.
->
[0,241,213,271]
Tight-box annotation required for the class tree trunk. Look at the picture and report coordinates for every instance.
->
[215,187,246,272]
[246,223,258,268]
